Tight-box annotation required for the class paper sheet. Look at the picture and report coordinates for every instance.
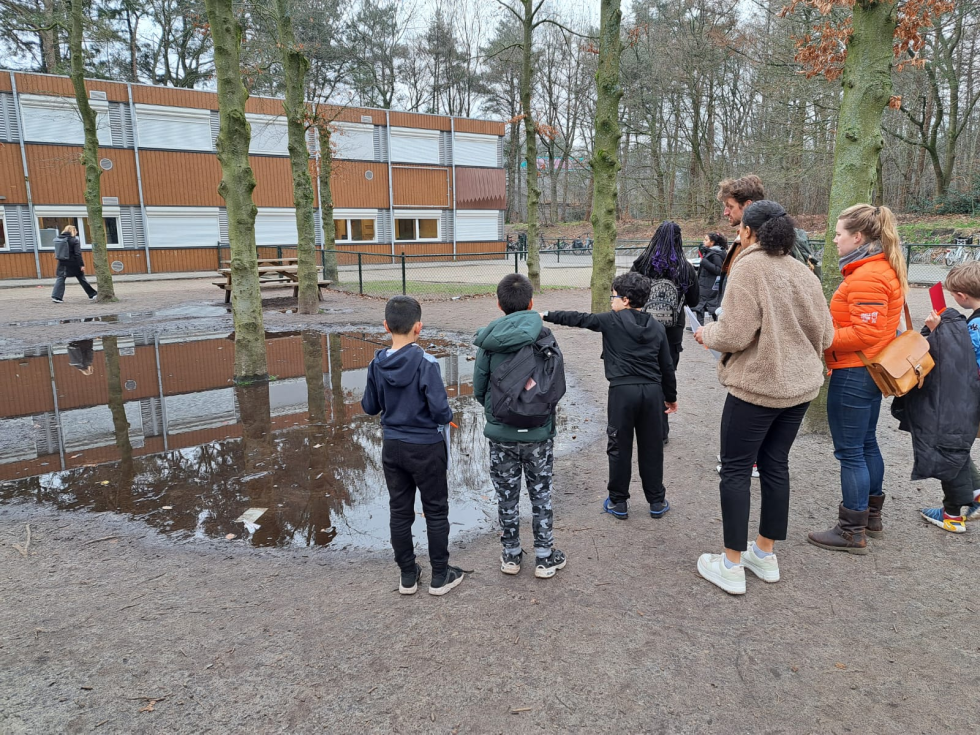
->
[684,306,722,362]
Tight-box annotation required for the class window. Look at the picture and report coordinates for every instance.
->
[135,104,213,152]
[0,211,6,251]
[334,218,376,242]
[389,127,440,164]
[254,209,298,246]
[37,214,121,249]
[395,215,440,242]
[453,133,499,167]
[331,122,375,160]
[455,211,499,241]
[247,114,289,156]
[145,207,220,247]
[20,94,111,146]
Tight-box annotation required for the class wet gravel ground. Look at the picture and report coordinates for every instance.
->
[2,281,979,733]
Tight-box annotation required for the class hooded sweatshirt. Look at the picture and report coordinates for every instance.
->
[361,343,453,444]
[473,310,555,443]
[542,308,677,400]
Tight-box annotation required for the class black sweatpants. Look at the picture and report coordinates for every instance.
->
[940,458,980,516]
[719,395,809,551]
[382,438,450,575]
[607,383,666,505]
[662,331,682,440]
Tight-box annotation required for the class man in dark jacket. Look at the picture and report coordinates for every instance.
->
[892,309,980,531]
[51,225,97,303]
[694,233,726,323]
[543,271,678,521]
[474,274,566,579]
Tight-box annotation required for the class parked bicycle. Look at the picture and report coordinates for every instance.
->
[571,235,592,255]
[945,236,980,266]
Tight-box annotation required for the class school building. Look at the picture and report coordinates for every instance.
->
[0,71,507,280]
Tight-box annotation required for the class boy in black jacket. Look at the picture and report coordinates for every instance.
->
[361,296,464,596]
[543,272,678,520]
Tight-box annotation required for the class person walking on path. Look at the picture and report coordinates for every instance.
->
[629,221,698,444]
[807,205,907,554]
[51,226,97,303]
[694,233,726,323]
[694,201,834,595]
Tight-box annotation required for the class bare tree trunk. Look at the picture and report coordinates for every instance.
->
[276,0,318,314]
[204,0,268,381]
[41,0,60,73]
[316,124,338,281]
[103,335,134,485]
[521,0,541,291]
[68,0,115,302]
[809,0,896,433]
[589,0,622,314]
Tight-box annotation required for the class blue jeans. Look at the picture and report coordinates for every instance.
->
[827,367,884,511]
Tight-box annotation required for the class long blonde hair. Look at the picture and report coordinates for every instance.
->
[838,204,908,294]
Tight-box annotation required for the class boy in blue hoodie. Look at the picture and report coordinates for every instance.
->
[474,274,567,579]
[361,296,464,596]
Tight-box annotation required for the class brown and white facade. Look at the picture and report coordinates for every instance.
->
[0,71,507,279]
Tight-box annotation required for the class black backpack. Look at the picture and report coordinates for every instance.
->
[54,235,72,261]
[643,278,683,327]
[488,328,566,429]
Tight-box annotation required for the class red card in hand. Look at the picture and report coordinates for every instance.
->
[929,282,946,313]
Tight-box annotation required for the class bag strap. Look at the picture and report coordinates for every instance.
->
[856,301,913,368]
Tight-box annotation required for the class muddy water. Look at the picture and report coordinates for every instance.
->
[0,329,586,550]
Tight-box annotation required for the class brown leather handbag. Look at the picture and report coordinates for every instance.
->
[857,303,934,397]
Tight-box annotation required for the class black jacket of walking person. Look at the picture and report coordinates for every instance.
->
[892,308,980,482]
[51,226,97,302]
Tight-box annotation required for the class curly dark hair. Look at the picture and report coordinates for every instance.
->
[611,271,651,309]
[742,200,796,256]
[706,232,727,250]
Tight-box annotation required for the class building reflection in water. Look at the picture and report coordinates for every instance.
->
[0,330,496,549]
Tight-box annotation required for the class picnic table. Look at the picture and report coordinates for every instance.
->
[214,258,332,304]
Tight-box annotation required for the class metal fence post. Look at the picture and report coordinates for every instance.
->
[401,252,407,295]
[905,242,912,264]
[514,249,519,273]
[357,253,363,295]
[277,245,282,260]
[557,242,560,264]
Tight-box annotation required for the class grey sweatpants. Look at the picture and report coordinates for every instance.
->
[488,439,555,556]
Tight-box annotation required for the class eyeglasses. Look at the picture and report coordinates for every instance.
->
[609,294,622,302]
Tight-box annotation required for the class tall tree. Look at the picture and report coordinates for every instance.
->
[68,0,115,302]
[273,0,319,314]
[589,0,622,312]
[204,0,268,380]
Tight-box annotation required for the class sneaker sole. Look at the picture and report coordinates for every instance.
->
[428,573,464,596]
[534,559,567,579]
[741,559,780,583]
[399,583,418,595]
[806,536,870,554]
[920,513,966,533]
[603,503,628,520]
[649,506,669,519]
[500,563,521,575]
[696,557,745,595]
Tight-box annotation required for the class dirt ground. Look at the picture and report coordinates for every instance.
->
[2,280,979,734]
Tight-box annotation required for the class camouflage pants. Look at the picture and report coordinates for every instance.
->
[488,439,555,553]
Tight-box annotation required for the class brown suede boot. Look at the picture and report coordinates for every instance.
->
[866,494,885,539]
[807,503,870,555]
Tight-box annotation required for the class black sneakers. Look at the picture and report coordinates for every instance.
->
[399,563,422,595]
[534,549,567,579]
[428,565,465,596]
[650,500,670,518]
[603,497,628,519]
[500,550,523,575]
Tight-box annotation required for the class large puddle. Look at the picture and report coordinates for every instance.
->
[0,329,587,550]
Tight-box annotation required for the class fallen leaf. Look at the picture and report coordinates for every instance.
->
[835,662,846,670]
[225,533,236,540]
[162,506,173,510]
[100,480,110,485]
[313,443,323,448]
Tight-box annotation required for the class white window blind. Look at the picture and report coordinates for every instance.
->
[455,210,499,241]
[255,209,298,245]
[453,133,498,167]
[247,114,289,155]
[390,127,440,164]
[135,104,213,151]
[20,95,111,146]
[331,122,375,160]
[145,208,220,247]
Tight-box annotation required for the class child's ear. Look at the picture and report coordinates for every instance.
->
[497,300,504,312]
[414,321,423,336]
[383,320,392,335]
[528,297,534,310]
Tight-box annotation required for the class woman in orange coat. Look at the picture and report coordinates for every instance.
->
[808,204,907,554]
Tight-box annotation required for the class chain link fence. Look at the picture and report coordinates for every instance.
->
[906,243,980,285]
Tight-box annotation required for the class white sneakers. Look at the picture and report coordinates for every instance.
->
[697,553,746,595]
[740,547,780,583]
[697,548,781,594]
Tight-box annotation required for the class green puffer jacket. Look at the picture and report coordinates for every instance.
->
[473,310,556,443]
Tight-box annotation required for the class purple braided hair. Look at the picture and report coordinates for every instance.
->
[644,221,690,294]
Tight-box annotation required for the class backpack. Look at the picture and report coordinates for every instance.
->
[792,229,822,280]
[488,328,566,429]
[643,278,683,327]
[54,235,71,261]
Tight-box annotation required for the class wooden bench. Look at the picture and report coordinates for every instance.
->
[212,277,333,303]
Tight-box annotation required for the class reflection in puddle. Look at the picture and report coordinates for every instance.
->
[4,304,231,328]
[0,330,583,550]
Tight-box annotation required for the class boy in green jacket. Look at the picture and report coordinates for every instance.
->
[474,274,567,579]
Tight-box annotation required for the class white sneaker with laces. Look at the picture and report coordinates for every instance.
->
[740,547,780,583]
[697,553,746,595]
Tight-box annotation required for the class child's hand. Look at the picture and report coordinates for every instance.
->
[693,327,704,345]
[925,310,941,332]
[664,402,678,415]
